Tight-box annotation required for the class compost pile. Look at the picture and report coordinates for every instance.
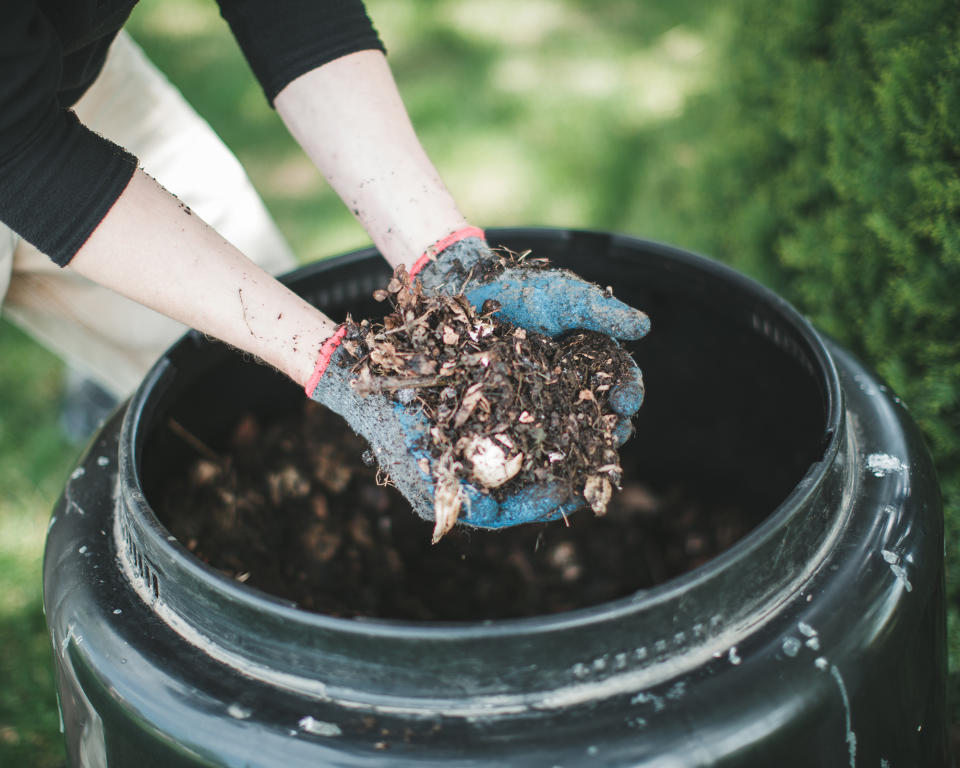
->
[156,255,754,620]
[341,258,632,541]
[158,403,753,621]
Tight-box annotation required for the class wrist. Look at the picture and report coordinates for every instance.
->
[412,227,493,294]
[409,225,486,278]
[304,323,349,397]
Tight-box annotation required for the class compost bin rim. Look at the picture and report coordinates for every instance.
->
[117,228,845,642]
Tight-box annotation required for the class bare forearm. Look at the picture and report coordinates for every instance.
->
[275,50,469,270]
[68,50,471,388]
[69,170,337,387]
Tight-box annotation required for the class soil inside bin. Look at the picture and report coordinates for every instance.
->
[158,402,755,621]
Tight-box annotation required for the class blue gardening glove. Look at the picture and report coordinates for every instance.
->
[306,326,580,541]
[411,228,649,447]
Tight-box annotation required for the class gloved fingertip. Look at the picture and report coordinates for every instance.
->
[607,364,645,416]
[579,290,651,340]
[607,304,651,341]
[613,417,634,447]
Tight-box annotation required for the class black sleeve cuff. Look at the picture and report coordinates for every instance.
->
[216,0,386,104]
[0,104,136,266]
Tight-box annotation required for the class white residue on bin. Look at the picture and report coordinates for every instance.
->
[829,664,857,768]
[798,622,817,638]
[881,549,913,592]
[866,453,905,477]
[782,637,802,658]
[298,716,342,737]
[815,658,857,768]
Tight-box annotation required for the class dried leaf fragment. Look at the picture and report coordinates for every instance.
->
[191,459,221,485]
[583,475,613,516]
[442,325,459,345]
[432,453,463,544]
[595,463,621,474]
[408,353,437,375]
[454,383,486,428]
[369,342,404,371]
[267,465,310,505]
[468,320,494,342]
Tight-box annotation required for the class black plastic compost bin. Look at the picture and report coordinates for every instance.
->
[44,228,948,766]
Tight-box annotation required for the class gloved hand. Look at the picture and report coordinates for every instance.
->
[307,229,650,536]
[306,326,582,540]
[410,227,649,446]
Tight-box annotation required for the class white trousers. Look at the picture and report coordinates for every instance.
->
[0,32,296,397]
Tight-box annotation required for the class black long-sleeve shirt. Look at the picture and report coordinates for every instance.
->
[0,0,383,266]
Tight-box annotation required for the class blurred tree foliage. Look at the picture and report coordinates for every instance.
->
[646,0,960,668]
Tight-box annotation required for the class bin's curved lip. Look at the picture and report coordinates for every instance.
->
[117,228,846,645]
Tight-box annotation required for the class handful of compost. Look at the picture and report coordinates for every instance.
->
[307,232,649,542]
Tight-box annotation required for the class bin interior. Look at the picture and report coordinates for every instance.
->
[138,235,830,620]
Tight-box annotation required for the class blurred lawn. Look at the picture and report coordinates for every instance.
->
[0,0,730,762]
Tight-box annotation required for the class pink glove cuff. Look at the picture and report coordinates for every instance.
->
[304,324,348,396]
[409,226,486,278]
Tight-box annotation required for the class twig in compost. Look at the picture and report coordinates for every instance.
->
[168,418,224,464]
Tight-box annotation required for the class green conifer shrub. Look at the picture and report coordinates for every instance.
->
[630,0,960,675]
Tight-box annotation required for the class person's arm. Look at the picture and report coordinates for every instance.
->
[70,46,466,372]
[0,4,138,268]
[274,50,468,272]
[69,169,337,388]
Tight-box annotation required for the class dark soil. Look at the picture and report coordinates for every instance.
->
[157,402,752,622]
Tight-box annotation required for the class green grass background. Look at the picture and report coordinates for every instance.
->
[0,0,952,763]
